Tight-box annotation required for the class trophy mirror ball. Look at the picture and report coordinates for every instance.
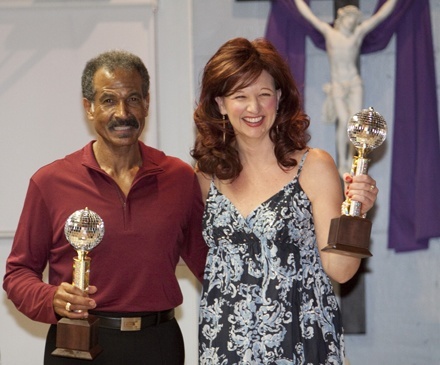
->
[65,207,105,291]
[52,207,105,360]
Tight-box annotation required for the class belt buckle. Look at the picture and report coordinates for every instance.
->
[120,317,141,331]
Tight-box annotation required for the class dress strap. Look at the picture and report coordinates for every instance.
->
[296,149,310,178]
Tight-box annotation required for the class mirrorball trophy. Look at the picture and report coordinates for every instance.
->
[322,107,387,258]
[52,207,105,360]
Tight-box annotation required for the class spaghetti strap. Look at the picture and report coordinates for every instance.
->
[296,149,310,178]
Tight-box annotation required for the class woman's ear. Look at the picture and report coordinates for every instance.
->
[276,89,282,109]
[215,96,226,115]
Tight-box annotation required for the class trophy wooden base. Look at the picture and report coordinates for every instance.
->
[322,215,373,259]
[52,316,102,360]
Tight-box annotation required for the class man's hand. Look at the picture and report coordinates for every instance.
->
[53,282,97,319]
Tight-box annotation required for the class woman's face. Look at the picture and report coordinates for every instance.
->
[215,70,281,144]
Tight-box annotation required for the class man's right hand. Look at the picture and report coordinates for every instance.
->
[53,282,97,319]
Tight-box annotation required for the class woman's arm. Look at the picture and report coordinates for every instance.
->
[300,149,377,283]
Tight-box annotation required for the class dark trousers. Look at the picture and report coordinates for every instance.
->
[44,318,184,364]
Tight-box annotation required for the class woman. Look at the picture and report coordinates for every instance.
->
[191,37,378,364]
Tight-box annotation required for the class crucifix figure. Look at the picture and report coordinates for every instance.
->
[294,0,397,176]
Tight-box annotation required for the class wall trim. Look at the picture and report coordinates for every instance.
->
[0,231,15,239]
[0,0,157,10]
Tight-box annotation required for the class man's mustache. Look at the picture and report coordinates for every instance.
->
[108,117,140,130]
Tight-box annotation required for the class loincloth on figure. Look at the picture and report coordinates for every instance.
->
[322,74,363,124]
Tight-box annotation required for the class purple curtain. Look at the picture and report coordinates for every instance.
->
[266,0,440,252]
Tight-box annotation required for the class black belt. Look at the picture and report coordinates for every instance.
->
[95,309,174,331]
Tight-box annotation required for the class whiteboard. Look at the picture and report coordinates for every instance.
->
[0,1,158,233]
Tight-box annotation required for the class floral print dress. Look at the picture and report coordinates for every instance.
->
[198,152,344,365]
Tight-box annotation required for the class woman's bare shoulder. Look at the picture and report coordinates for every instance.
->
[303,148,336,170]
[195,171,212,202]
[300,148,341,200]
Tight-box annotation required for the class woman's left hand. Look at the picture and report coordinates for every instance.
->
[343,173,378,215]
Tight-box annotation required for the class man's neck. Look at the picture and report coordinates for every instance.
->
[92,140,142,175]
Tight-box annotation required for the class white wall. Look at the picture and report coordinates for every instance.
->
[0,0,159,233]
[1,0,439,364]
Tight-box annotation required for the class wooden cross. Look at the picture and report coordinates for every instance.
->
[334,0,359,16]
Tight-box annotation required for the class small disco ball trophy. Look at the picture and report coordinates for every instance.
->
[52,208,104,360]
[322,107,387,258]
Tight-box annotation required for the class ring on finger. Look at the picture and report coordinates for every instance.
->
[370,185,375,191]
[65,302,72,312]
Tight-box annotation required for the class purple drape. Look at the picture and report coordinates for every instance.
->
[266,0,440,252]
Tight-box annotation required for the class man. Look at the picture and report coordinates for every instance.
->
[3,50,208,364]
[294,0,397,175]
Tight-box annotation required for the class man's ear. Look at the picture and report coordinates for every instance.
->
[83,98,94,119]
[143,93,150,115]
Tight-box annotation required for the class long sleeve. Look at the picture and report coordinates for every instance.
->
[3,179,59,324]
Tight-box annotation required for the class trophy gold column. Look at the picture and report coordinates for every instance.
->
[322,107,387,258]
[52,207,105,360]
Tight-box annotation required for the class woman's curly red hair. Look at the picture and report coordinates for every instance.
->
[191,37,310,180]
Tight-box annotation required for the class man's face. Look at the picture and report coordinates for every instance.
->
[83,67,149,149]
[341,13,358,33]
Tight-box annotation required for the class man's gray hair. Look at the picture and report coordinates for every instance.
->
[81,50,150,101]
